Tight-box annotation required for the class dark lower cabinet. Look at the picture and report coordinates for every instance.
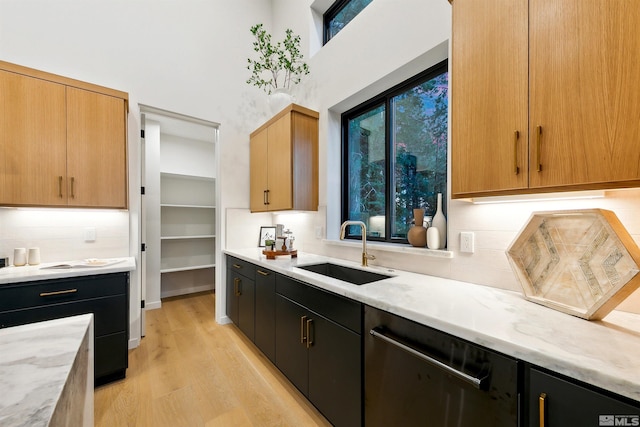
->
[275,274,362,427]
[527,366,640,427]
[226,256,255,341]
[224,257,640,427]
[0,272,129,385]
[254,267,276,363]
[364,305,518,427]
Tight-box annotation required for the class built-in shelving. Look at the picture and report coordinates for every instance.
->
[143,107,219,303]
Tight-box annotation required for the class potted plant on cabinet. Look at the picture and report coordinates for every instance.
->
[246,23,310,112]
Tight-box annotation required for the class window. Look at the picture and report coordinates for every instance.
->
[324,0,373,44]
[342,60,448,244]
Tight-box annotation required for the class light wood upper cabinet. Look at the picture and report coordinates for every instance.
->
[0,61,128,208]
[451,0,640,198]
[250,104,319,213]
[528,0,640,189]
[451,0,528,197]
[0,70,68,206]
[67,87,127,208]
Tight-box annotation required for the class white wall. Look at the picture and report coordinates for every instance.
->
[0,0,274,341]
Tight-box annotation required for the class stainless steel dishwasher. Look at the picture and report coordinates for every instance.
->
[364,305,519,426]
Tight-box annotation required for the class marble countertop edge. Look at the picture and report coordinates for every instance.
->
[0,257,136,285]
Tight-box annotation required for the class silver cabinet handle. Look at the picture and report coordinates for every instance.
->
[370,328,486,389]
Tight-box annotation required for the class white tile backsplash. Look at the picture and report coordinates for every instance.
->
[0,208,130,265]
[225,189,640,315]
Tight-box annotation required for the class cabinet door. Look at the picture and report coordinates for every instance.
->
[67,87,127,208]
[0,70,67,205]
[275,294,309,395]
[227,269,255,340]
[255,267,276,363]
[529,0,640,189]
[529,367,640,426]
[451,0,528,197]
[250,127,269,212]
[226,267,240,325]
[266,113,293,211]
[237,274,255,342]
[308,311,361,427]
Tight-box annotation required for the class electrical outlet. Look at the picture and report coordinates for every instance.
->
[460,231,474,253]
[315,226,323,239]
[84,227,96,242]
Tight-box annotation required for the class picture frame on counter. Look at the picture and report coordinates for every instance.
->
[258,226,276,247]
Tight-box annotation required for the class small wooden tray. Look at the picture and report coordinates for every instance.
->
[262,249,297,260]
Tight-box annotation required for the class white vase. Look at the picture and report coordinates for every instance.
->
[426,226,440,250]
[268,88,294,114]
[431,193,447,249]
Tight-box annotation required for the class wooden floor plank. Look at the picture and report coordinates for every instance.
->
[95,291,331,427]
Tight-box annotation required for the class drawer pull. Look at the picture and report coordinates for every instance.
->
[40,288,78,297]
[539,392,547,427]
[306,318,313,349]
[58,176,63,198]
[70,176,75,198]
[257,270,270,276]
[513,130,520,175]
[370,327,486,389]
[234,278,241,296]
[536,125,543,172]
[232,263,242,269]
[300,315,308,344]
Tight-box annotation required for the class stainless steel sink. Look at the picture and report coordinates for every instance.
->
[296,263,391,285]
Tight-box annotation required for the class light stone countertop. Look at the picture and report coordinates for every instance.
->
[225,248,640,403]
[0,257,136,285]
[0,314,94,427]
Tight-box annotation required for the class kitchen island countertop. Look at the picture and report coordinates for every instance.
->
[0,314,94,427]
[225,248,640,403]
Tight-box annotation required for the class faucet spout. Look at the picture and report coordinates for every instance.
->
[340,220,375,267]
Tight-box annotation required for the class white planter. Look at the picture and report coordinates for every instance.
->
[269,88,294,114]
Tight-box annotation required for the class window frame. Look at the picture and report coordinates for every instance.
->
[341,59,449,244]
[323,0,373,45]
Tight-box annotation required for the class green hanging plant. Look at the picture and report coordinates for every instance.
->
[246,24,310,95]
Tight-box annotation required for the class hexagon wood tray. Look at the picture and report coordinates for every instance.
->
[506,209,640,320]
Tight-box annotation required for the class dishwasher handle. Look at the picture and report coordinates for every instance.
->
[370,327,487,390]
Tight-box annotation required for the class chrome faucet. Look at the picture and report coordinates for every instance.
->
[340,220,376,267]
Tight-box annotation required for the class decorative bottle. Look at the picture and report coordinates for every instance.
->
[407,208,427,247]
[431,193,447,249]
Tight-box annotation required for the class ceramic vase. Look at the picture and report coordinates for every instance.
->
[407,208,427,247]
[269,88,294,114]
[431,193,447,249]
[427,226,440,249]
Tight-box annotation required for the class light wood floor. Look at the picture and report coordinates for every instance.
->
[94,291,331,427]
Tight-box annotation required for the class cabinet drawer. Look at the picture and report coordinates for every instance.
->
[227,256,255,280]
[0,273,128,312]
[276,274,361,334]
[0,294,128,337]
